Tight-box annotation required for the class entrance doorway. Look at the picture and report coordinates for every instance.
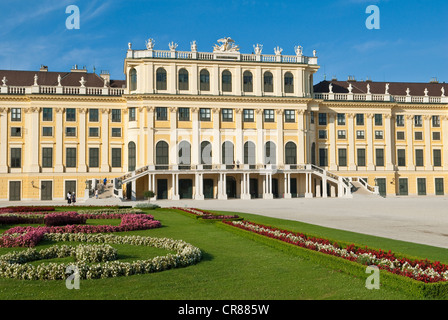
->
[250,178,258,198]
[290,178,297,197]
[226,176,237,198]
[157,179,168,199]
[272,178,279,198]
[203,179,214,199]
[179,179,193,199]
[41,181,53,200]
[9,181,21,201]
[398,178,408,195]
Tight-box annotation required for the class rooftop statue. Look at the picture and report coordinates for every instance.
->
[294,45,303,56]
[274,46,283,55]
[253,43,263,55]
[442,87,445,97]
[213,37,240,53]
[1,76,7,86]
[385,83,389,94]
[146,38,155,50]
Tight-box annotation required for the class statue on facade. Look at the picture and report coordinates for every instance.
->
[406,87,410,96]
[274,46,283,55]
[146,38,155,50]
[213,37,239,52]
[33,74,38,86]
[424,88,428,96]
[190,40,197,52]
[348,83,353,93]
[329,83,333,93]
[366,83,371,94]
[442,87,445,97]
[313,49,317,57]
[2,76,7,86]
[128,42,132,50]
[294,45,303,56]
[57,74,62,86]
[169,41,178,51]
[253,43,263,55]
[80,76,86,87]
[385,83,389,94]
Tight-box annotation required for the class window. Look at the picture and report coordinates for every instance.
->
[397,149,406,166]
[433,132,441,140]
[338,148,347,167]
[222,109,233,122]
[374,114,383,126]
[42,127,53,136]
[432,115,440,127]
[285,142,297,165]
[263,72,273,93]
[111,148,122,168]
[356,130,365,139]
[264,109,274,122]
[66,147,77,168]
[397,131,405,140]
[129,107,136,121]
[417,178,426,195]
[222,70,232,92]
[264,142,276,164]
[156,68,167,90]
[178,141,191,166]
[156,141,169,166]
[199,108,211,121]
[201,141,212,165]
[414,132,423,140]
[89,127,99,137]
[11,108,21,121]
[375,130,384,140]
[89,109,99,122]
[244,141,255,165]
[66,108,76,122]
[415,149,424,167]
[111,109,121,122]
[200,69,210,91]
[89,148,99,168]
[318,113,327,125]
[376,148,384,167]
[356,114,364,126]
[357,148,366,166]
[243,109,254,122]
[178,69,189,91]
[310,111,314,124]
[65,127,76,137]
[128,142,136,171]
[319,148,328,167]
[111,128,121,137]
[337,130,346,139]
[10,148,21,168]
[337,113,345,125]
[285,110,295,123]
[414,115,422,127]
[42,147,53,168]
[318,130,327,139]
[156,107,167,121]
[42,108,53,121]
[130,68,137,91]
[396,115,404,127]
[178,108,190,121]
[222,141,234,165]
[435,178,444,195]
[10,127,21,137]
[284,72,294,93]
[433,149,442,167]
[243,71,253,93]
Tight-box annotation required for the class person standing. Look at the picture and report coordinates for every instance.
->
[71,192,76,205]
[95,189,99,199]
[67,191,72,205]
[103,177,107,186]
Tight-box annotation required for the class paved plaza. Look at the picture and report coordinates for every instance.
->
[1,194,448,249]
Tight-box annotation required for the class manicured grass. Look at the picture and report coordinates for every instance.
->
[0,207,445,300]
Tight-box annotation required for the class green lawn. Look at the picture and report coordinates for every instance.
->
[0,207,446,300]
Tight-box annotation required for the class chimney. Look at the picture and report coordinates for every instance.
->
[40,65,48,72]
[71,64,87,73]
[100,70,110,83]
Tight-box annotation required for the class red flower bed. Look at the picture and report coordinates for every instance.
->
[171,207,239,220]
[0,214,44,225]
[44,212,87,227]
[3,206,55,212]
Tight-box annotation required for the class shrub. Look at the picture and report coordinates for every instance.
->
[134,203,160,210]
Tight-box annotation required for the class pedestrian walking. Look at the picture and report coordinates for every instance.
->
[103,177,107,186]
[71,192,76,205]
[95,189,99,199]
[67,191,72,205]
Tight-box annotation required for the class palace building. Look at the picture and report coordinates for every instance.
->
[0,37,447,201]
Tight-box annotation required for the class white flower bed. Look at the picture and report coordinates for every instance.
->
[0,233,202,280]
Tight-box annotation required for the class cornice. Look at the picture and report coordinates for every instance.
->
[0,94,127,103]
[320,100,448,110]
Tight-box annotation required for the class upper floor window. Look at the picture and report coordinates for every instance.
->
[432,115,440,127]
[200,69,210,91]
[178,107,190,121]
[10,127,21,137]
[66,108,76,122]
[264,109,275,122]
[156,107,167,121]
[11,108,21,122]
[222,70,232,92]
[414,115,422,127]
[374,114,383,126]
[285,110,295,123]
[111,109,121,122]
[337,113,346,125]
[222,109,233,122]
[356,114,364,126]
[263,71,273,93]
[243,71,253,93]
[318,113,327,126]
[178,68,189,91]
[129,107,136,121]
[130,68,137,91]
[243,109,254,122]
[89,109,99,122]
[65,127,76,137]
[396,115,404,127]
[199,108,211,121]
[42,108,53,121]
[156,68,167,90]
[284,72,294,93]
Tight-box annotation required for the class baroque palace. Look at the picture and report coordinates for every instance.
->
[1,37,447,201]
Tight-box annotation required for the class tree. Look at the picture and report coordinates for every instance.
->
[143,190,155,202]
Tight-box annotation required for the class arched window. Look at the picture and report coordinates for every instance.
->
[222,141,234,164]
[244,141,256,165]
[156,68,167,90]
[130,68,137,91]
[178,141,191,168]
[263,71,273,93]
[200,141,212,165]
[264,141,276,165]
[284,72,294,93]
[243,71,253,93]
[222,70,232,92]
[200,69,210,91]
[178,68,189,91]
[155,141,169,168]
[285,142,297,165]
[128,141,136,171]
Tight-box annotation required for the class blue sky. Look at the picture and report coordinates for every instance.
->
[0,0,447,84]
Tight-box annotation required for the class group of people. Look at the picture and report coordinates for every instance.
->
[66,191,76,205]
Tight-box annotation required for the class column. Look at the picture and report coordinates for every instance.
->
[322,176,327,198]
[256,109,263,165]
[328,113,337,170]
[235,109,243,165]
[212,108,220,165]
[0,108,8,172]
[169,107,177,167]
[218,173,227,199]
[297,110,306,164]
[406,115,415,170]
[424,115,432,170]
[192,108,199,166]
[148,173,152,192]
[147,106,155,165]
[172,173,179,200]
[305,172,313,198]
[138,107,146,168]
[347,113,356,170]
[443,116,448,170]
[284,173,291,198]
[366,113,375,170]
[277,109,284,166]
[131,180,136,201]
[78,108,87,172]
[100,108,110,172]
[54,107,64,172]
[24,107,40,172]
[384,114,394,170]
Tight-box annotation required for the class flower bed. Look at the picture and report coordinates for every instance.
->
[1,206,55,213]
[0,233,202,280]
[44,212,87,227]
[0,214,44,225]
[223,220,448,284]
[171,207,240,220]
